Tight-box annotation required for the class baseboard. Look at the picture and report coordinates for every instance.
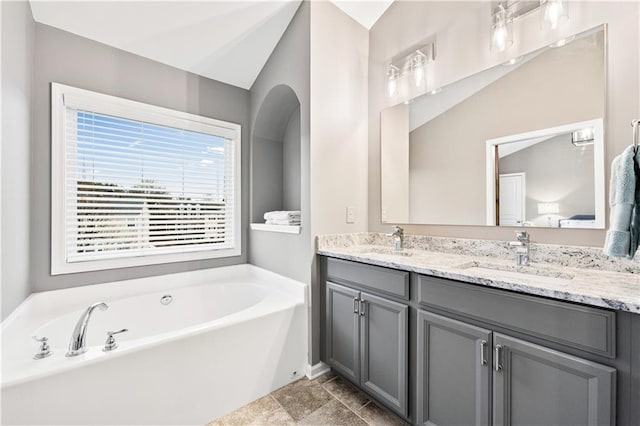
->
[306,362,330,380]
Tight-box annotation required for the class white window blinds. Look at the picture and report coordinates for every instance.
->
[52,83,241,274]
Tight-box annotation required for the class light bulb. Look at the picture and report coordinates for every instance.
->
[541,0,568,30]
[386,66,399,98]
[490,4,513,52]
[409,53,427,90]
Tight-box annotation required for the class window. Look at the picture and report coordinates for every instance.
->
[51,83,241,274]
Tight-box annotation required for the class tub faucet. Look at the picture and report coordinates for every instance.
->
[66,302,108,357]
[390,226,404,251]
[509,231,530,266]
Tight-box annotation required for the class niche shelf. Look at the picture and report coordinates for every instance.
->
[250,223,301,234]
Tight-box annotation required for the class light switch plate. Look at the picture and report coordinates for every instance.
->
[346,206,355,224]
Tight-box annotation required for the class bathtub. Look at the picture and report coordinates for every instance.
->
[1,264,308,425]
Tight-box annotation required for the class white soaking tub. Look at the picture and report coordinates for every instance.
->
[1,265,308,425]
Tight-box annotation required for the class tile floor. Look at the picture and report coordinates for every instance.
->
[207,372,406,425]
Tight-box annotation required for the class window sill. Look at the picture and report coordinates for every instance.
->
[250,223,301,234]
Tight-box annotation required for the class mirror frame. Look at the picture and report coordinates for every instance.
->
[484,118,605,228]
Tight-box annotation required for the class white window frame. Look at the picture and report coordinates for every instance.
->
[51,82,242,275]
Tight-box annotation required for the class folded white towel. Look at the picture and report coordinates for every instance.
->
[264,211,301,221]
[603,145,636,258]
[266,219,301,226]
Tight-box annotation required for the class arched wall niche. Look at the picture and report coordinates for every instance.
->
[251,84,301,224]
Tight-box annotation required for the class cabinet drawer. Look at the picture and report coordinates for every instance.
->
[417,275,616,358]
[326,258,409,300]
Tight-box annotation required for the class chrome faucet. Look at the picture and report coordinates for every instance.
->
[390,226,404,251]
[66,302,108,357]
[509,231,530,266]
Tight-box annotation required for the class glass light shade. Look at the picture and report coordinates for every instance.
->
[386,66,399,98]
[411,54,427,89]
[491,6,513,52]
[540,0,569,30]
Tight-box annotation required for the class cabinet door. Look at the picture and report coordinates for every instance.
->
[326,282,361,383]
[416,310,492,426]
[360,292,408,417]
[493,333,616,426]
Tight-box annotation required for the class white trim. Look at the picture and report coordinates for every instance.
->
[250,223,301,234]
[306,362,330,380]
[51,83,242,275]
[485,118,605,228]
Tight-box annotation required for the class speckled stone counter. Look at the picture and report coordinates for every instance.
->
[317,233,640,313]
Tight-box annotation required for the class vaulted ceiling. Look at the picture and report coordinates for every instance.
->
[29,1,395,90]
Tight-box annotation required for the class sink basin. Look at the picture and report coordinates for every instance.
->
[354,247,414,257]
[456,261,574,280]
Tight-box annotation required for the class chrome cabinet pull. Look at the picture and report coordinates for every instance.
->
[359,300,366,316]
[480,340,488,366]
[495,344,503,372]
[353,298,359,314]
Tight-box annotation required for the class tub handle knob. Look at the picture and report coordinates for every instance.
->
[33,336,52,360]
[103,329,128,352]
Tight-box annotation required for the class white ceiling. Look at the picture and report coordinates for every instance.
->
[29,1,302,90]
[29,0,395,89]
[330,0,394,29]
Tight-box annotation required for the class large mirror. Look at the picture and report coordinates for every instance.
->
[381,25,606,228]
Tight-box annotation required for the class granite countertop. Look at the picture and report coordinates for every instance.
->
[317,233,640,314]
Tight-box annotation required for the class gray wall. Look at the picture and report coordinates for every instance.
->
[1,0,35,319]
[283,106,301,211]
[369,1,639,247]
[31,24,250,293]
[248,2,310,285]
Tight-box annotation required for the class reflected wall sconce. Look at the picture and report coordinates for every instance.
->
[571,128,595,146]
[385,42,435,99]
[489,0,570,54]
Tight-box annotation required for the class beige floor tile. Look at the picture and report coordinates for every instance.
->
[247,406,295,425]
[297,399,368,426]
[323,377,370,411]
[271,378,333,421]
[357,401,405,426]
[208,395,280,425]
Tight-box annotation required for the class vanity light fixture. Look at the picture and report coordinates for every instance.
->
[489,0,570,54]
[386,65,400,98]
[491,3,513,52]
[571,128,595,146]
[385,42,435,99]
[540,0,569,31]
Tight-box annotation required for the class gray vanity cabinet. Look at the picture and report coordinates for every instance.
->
[416,310,492,426]
[326,281,361,383]
[325,281,409,417]
[493,333,616,426]
[360,292,408,416]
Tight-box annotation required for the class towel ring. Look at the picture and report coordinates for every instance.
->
[633,119,640,151]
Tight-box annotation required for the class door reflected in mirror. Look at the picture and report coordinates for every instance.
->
[380,25,606,228]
